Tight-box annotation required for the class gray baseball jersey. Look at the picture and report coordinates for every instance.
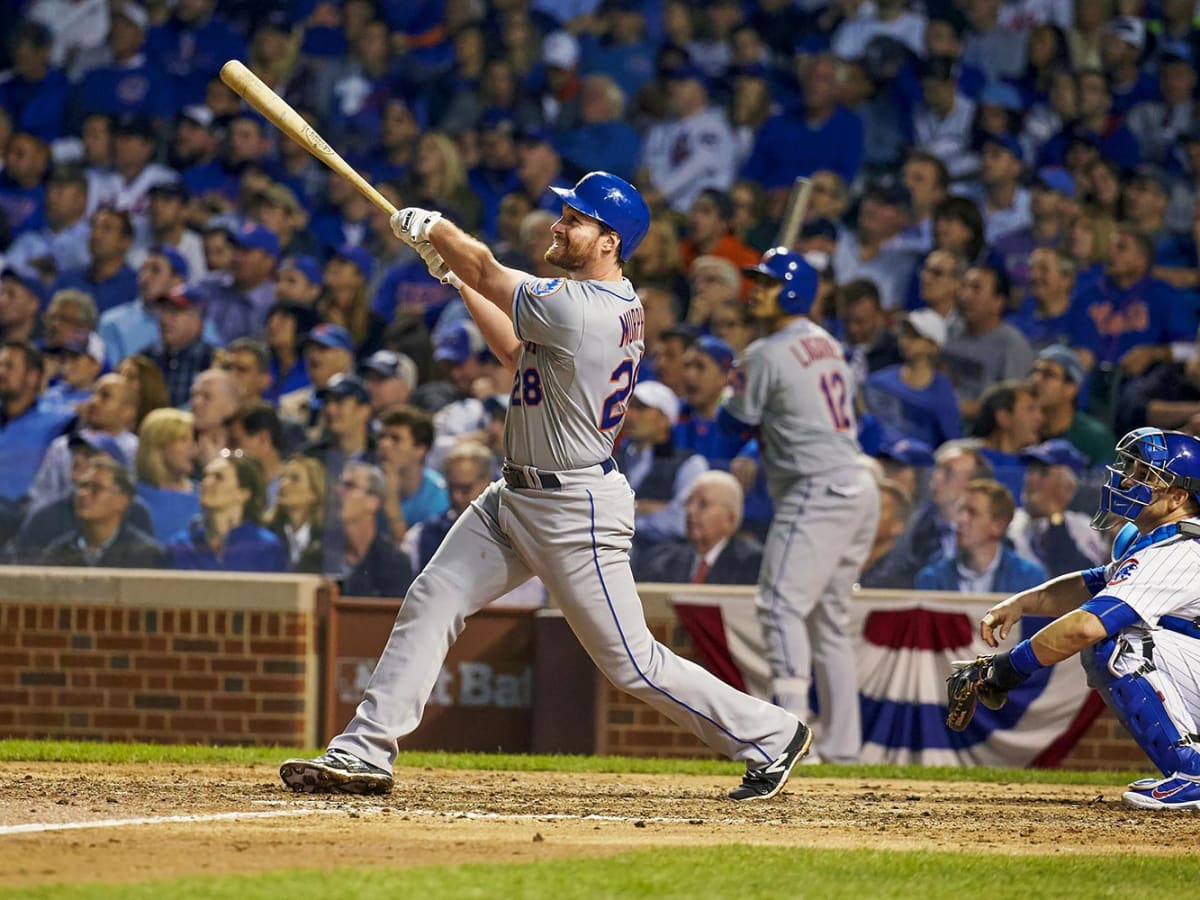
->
[328,272,800,774]
[724,318,863,499]
[723,316,879,763]
[507,276,642,469]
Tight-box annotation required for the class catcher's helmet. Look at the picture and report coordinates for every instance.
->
[742,247,818,315]
[550,171,650,260]
[1093,427,1200,529]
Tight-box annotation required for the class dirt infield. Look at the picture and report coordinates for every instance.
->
[0,762,1191,888]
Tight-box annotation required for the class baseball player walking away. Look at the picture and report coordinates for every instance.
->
[947,428,1200,810]
[280,172,811,801]
[717,248,880,764]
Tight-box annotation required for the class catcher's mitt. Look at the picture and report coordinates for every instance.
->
[945,656,1010,732]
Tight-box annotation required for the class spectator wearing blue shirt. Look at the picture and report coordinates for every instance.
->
[166,451,287,572]
[200,222,279,342]
[1008,246,1100,362]
[0,132,50,237]
[78,5,175,123]
[915,478,1047,594]
[1073,226,1194,416]
[993,168,1074,299]
[743,53,864,192]
[577,0,657,104]
[52,207,139,315]
[183,112,279,206]
[467,114,522,241]
[0,21,69,141]
[972,381,1044,503]
[555,74,641,184]
[0,340,73,502]
[4,163,91,278]
[374,405,451,540]
[1102,16,1160,117]
[264,298,318,406]
[134,407,200,543]
[1037,71,1140,173]
[145,0,246,107]
[863,309,961,448]
[39,329,104,418]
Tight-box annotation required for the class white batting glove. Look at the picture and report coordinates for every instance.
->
[390,207,442,245]
[414,240,451,281]
[443,271,463,290]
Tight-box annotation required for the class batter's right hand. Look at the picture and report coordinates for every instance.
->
[980,596,1023,648]
[391,207,442,245]
[415,240,451,281]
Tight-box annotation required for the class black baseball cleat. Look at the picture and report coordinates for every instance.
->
[279,748,394,795]
[728,722,813,802]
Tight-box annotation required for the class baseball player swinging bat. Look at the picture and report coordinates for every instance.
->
[775,176,813,251]
[219,60,396,217]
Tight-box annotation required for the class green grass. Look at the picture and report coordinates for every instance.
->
[6,846,1199,899]
[0,739,1143,785]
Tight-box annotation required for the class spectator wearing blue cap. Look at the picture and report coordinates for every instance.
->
[0,340,74,504]
[1010,439,1109,578]
[0,22,69,142]
[1126,45,1197,168]
[971,132,1032,244]
[994,169,1076,299]
[1029,344,1114,468]
[864,308,961,448]
[98,246,219,368]
[279,324,357,436]
[4,164,91,278]
[426,320,490,471]
[319,245,387,358]
[743,53,864,193]
[674,335,741,465]
[145,0,246,108]
[0,131,51,238]
[197,222,279,344]
[912,55,979,181]
[51,208,139,315]
[875,437,935,503]
[28,373,139,511]
[136,181,207,280]
[0,268,50,345]
[39,328,105,417]
[146,284,216,407]
[640,62,737,214]
[78,5,176,122]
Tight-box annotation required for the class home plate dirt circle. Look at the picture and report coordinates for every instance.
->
[0,763,1191,888]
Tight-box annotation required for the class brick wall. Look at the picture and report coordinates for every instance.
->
[0,568,324,746]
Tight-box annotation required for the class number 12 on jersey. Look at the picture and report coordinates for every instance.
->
[819,371,852,430]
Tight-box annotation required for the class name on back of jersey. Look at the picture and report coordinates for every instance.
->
[619,308,644,347]
[788,334,843,367]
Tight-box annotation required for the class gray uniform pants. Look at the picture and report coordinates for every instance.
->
[757,463,879,763]
[332,470,799,770]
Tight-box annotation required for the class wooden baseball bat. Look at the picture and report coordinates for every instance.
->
[219,59,397,217]
[775,176,813,250]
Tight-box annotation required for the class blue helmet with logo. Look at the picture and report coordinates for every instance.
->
[1093,428,1200,529]
[550,171,650,261]
[742,247,818,315]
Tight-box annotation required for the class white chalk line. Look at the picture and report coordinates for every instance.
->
[0,804,761,836]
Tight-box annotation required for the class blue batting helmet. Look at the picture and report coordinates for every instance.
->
[1093,428,1200,529]
[742,247,818,315]
[550,171,650,261]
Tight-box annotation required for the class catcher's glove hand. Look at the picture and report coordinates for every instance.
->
[945,656,1011,732]
[391,207,442,245]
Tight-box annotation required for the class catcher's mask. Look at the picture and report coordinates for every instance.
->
[1092,427,1200,530]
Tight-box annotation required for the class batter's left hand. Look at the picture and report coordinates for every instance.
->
[391,207,442,245]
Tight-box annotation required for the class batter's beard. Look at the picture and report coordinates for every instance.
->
[544,235,595,272]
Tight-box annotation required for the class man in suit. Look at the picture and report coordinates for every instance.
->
[633,470,762,585]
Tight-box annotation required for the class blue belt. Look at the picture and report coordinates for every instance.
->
[502,458,616,490]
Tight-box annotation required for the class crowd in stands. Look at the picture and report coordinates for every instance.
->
[2,0,1199,602]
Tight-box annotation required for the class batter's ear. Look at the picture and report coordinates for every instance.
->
[601,229,619,257]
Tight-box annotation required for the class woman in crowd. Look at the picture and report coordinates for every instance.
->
[1068,207,1118,291]
[403,131,482,232]
[318,248,386,357]
[116,354,171,430]
[265,455,326,573]
[166,451,287,572]
[135,408,200,543]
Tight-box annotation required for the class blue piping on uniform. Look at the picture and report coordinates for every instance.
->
[760,481,812,676]
[586,490,772,764]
